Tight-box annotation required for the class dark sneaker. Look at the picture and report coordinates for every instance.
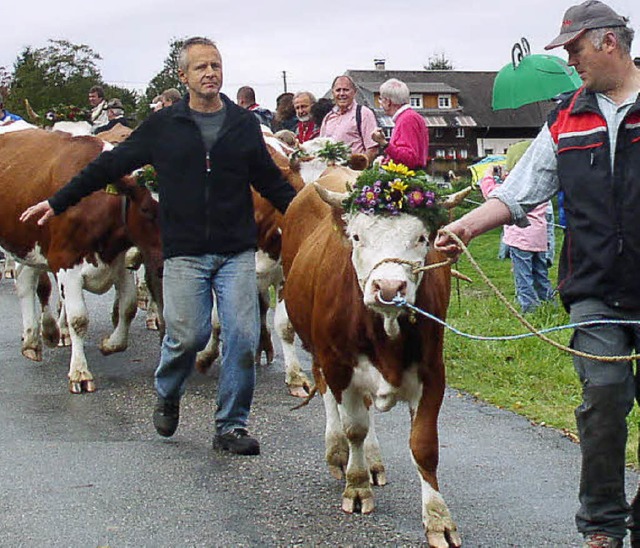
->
[153,396,180,437]
[213,428,260,455]
[583,533,623,548]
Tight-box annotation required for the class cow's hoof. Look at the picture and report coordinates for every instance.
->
[137,298,148,311]
[145,317,159,330]
[341,491,374,514]
[69,380,82,394]
[22,348,42,362]
[427,530,461,548]
[288,384,310,398]
[82,379,96,393]
[99,339,126,355]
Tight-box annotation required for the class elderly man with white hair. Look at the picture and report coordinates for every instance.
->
[372,78,429,170]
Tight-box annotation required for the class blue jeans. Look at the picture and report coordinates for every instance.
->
[155,251,259,435]
[508,246,554,313]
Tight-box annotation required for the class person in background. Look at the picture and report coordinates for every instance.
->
[371,78,429,170]
[88,85,109,132]
[20,36,297,457]
[271,92,297,132]
[434,2,640,545]
[0,92,23,124]
[94,99,130,134]
[293,91,319,143]
[480,142,554,313]
[236,86,273,128]
[310,97,333,129]
[320,75,379,164]
[161,88,182,108]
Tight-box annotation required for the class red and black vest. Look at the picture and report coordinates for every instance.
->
[549,87,640,309]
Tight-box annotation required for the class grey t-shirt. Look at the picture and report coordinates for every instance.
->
[190,105,226,151]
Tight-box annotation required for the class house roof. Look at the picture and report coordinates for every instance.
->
[345,69,554,129]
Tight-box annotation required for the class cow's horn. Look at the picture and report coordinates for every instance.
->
[24,99,40,121]
[314,182,349,208]
[440,185,473,209]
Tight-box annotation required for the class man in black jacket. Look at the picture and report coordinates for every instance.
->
[21,36,297,456]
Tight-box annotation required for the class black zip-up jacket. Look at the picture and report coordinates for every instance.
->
[49,94,297,259]
[549,87,640,309]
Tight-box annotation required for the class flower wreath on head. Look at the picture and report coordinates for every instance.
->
[134,164,158,193]
[343,160,450,232]
[44,105,90,126]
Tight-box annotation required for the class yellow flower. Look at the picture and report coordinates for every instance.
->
[382,160,415,178]
[389,178,408,192]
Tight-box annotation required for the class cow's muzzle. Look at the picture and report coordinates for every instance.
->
[373,280,407,303]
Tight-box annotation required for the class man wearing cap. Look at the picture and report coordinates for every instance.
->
[0,93,23,125]
[94,98,130,135]
[434,2,640,547]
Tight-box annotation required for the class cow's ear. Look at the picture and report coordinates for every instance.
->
[314,182,347,210]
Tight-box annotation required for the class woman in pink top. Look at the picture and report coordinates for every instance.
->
[480,159,554,313]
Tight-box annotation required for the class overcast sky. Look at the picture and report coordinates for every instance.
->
[2,0,639,109]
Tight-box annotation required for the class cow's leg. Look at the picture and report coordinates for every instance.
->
[336,383,375,514]
[36,272,60,348]
[56,299,71,347]
[99,257,137,355]
[255,286,274,365]
[410,383,460,548]
[57,266,94,393]
[321,385,349,480]
[3,253,16,279]
[274,299,311,397]
[195,301,221,374]
[16,265,43,361]
[363,404,386,486]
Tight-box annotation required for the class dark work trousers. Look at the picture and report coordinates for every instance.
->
[570,298,640,541]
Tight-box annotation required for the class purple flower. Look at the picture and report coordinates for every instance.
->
[408,189,426,207]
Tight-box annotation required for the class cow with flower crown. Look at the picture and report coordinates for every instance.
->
[277,160,471,547]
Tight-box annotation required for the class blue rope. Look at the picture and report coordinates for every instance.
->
[385,295,640,341]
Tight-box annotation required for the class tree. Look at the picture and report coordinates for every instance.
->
[140,37,188,119]
[424,52,454,71]
[8,40,104,119]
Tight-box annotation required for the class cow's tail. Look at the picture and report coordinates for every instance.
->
[290,385,318,411]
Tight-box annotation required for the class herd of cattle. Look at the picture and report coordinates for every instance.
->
[0,117,468,547]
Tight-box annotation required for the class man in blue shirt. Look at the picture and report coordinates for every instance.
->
[0,93,23,124]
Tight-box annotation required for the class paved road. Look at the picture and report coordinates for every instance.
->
[0,276,638,547]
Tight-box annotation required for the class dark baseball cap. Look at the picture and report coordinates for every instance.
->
[545,0,629,50]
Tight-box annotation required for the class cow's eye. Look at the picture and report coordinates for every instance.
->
[417,234,427,244]
[352,234,360,242]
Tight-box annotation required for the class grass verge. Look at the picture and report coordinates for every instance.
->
[444,226,639,466]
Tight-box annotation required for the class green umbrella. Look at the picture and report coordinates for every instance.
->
[492,38,582,110]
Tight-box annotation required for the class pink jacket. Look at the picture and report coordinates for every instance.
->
[384,106,429,169]
[480,174,548,252]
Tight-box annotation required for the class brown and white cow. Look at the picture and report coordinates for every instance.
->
[0,127,163,393]
[279,166,465,547]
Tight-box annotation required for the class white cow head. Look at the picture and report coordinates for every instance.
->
[315,184,429,338]
[315,182,470,338]
[298,137,340,184]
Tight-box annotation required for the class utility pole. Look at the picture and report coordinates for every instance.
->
[282,70,288,93]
